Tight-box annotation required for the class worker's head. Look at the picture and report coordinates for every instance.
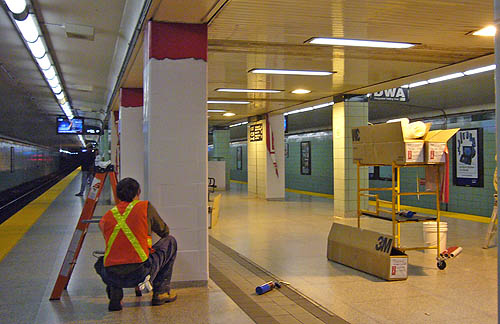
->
[116,177,140,202]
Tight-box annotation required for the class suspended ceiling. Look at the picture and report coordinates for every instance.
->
[0,0,495,148]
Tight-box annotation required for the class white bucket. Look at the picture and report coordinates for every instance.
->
[422,222,448,254]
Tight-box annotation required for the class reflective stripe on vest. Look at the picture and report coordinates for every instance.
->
[103,200,148,264]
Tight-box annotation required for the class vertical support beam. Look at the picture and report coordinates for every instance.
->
[119,88,144,186]
[110,112,119,173]
[247,115,285,200]
[144,21,208,284]
[332,99,368,218]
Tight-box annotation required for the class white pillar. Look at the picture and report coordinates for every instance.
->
[119,88,144,187]
[110,112,119,173]
[144,21,208,285]
[247,114,285,200]
[333,98,368,218]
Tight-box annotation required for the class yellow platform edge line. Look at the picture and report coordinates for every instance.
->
[229,179,489,224]
[0,168,80,262]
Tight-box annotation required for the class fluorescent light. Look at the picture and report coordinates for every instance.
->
[47,76,60,88]
[307,37,415,49]
[55,92,65,100]
[408,81,428,88]
[26,37,46,58]
[229,121,248,127]
[42,66,56,80]
[52,84,62,94]
[207,100,250,104]
[284,101,334,116]
[428,72,464,83]
[464,64,496,75]
[216,88,282,93]
[249,68,333,76]
[223,112,235,117]
[5,0,27,14]
[36,54,51,70]
[472,25,496,36]
[15,15,39,42]
[208,109,226,113]
[291,89,311,94]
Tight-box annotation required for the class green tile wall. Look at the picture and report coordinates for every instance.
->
[285,132,333,194]
[226,121,496,217]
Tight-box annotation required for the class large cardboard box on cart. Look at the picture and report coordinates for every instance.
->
[327,223,408,281]
[352,122,459,165]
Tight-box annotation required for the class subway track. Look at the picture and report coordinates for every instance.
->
[0,166,78,225]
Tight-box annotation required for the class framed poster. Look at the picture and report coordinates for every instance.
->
[300,141,311,175]
[236,146,242,170]
[453,128,483,187]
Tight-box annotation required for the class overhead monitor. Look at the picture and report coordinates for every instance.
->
[57,116,84,134]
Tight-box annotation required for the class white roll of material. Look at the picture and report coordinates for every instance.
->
[385,118,426,139]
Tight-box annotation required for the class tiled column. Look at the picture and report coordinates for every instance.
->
[213,129,230,190]
[119,88,144,187]
[143,21,208,285]
[247,114,285,200]
[332,98,368,218]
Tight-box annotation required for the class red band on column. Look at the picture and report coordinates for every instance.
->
[120,88,143,107]
[148,21,207,61]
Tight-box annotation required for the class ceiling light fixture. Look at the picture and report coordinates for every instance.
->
[249,68,334,76]
[223,112,235,117]
[207,109,226,113]
[427,72,464,83]
[4,0,27,14]
[472,25,496,36]
[291,89,311,94]
[284,101,334,116]
[5,3,75,121]
[306,37,416,49]
[216,88,283,93]
[463,64,496,75]
[229,121,248,128]
[207,100,250,104]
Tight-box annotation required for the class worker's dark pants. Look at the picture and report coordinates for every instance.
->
[78,170,93,195]
[95,235,177,294]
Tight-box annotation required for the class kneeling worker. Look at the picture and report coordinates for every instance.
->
[95,177,177,311]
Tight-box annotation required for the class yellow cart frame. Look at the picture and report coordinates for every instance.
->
[356,161,442,261]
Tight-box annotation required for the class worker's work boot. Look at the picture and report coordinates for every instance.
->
[106,286,123,311]
[152,290,177,306]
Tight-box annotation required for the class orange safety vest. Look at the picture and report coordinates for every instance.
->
[100,200,153,267]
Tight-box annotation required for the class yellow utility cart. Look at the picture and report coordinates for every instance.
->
[356,161,447,270]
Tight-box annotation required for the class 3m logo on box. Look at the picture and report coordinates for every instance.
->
[375,235,393,253]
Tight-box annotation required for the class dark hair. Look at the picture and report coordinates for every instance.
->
[116,178,140,202]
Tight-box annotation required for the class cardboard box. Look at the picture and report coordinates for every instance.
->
[352,122,424,164]
[423,129,459,163]
[327,223,408,281]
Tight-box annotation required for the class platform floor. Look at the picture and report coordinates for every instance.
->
[0,171,497,323]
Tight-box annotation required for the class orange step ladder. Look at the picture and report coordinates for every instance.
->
[49,168,118,300]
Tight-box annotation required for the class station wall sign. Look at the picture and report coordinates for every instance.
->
[370,87,409,102]
[249,123,263,142]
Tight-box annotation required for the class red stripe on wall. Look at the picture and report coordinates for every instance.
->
[120,88,143,107]
[148,21,207,61]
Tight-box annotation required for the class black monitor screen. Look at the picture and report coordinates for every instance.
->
[57,117,83,134]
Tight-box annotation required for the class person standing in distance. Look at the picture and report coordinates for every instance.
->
[94,177,177,311]
[75,143,96,196]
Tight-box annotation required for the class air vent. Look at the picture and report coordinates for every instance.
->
[65,23,94,41]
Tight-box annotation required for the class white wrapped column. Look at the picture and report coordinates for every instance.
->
[143,21,208,285]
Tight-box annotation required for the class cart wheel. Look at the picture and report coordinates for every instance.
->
[135,286,142,296]
[437,260,446,270]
